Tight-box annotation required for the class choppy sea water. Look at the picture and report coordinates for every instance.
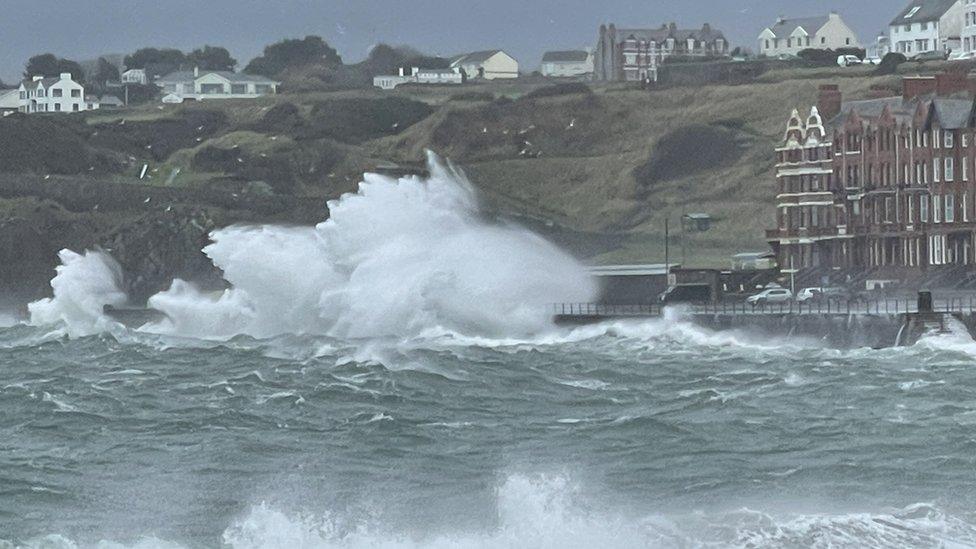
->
[3,319,976,548]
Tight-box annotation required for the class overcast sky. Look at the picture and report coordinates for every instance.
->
[0,0,899,83]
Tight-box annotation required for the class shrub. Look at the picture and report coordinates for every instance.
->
[634,124,739,187]
[875,53,907,75]
[450,91,495,102]
[524,82,593,99]
[304,97,433,143]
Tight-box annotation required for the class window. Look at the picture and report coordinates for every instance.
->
[821,37,826,44]
[765,39,770,49]
[934,130,941,149]
[71,89,80,98]
[72,104,79,112]
[946,194,955,222]
[54,103,60,112]
[921,196,929,222]
[934,158,941,182]
[885,197,892,222]
[945,131,954,148]
[52,89,62,98]
[908,196,915,224]
[846,38,851,45]
[965,134,971,148]
[923,131,929,147]
[934,195,943,223]
[965,159,970,181]
[946,157,955,181]
[231,84,247,94]
[965,192,970,222]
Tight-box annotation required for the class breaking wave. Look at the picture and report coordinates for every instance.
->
[27,154,596,341]
[8,474,976,548]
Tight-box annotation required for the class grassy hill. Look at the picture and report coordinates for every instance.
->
[0,68,906,275]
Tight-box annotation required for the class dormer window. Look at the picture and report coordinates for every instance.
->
[905,6,921,18]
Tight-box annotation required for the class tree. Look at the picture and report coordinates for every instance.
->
[124,48,187,78]
[187,45,237,71]
[24,53,85,81]
[92,57,120,85]
[123,83,162,105]
[244,36,342,77]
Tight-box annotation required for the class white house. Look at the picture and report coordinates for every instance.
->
[17,73,99,114]
[121,69,148,85]
[962,0,976,55]
[156,67,280,101]
[373,67,464,90]
[889,0,964,57]
[758,13,861,57]
[450,50,519,80]
[540,50,594,77]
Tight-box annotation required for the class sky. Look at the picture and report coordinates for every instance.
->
[0,0,901,83]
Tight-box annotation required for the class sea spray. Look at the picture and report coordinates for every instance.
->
[28,249,126,337]
[145,153,596,340]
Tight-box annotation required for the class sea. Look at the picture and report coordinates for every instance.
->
[3,155,976,548]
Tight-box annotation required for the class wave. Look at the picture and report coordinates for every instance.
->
[9,475,976,548]
[27,153,596,342]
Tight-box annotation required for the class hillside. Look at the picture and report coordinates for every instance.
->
[0,67,908,300]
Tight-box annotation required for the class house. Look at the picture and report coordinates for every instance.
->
[17,73,99,113]
[889,0,964,57]
[155,67,279,101]
[594,22,729,82]
[766,75,976,284]
[682,213,712,232]
[541,50,594,78]
[963,0,976,55]
[98,95,125,109]
[450,50,519,80]
[121,69,148,85]
[758,13,861,57]
[0,89,19,115]
[373,67,464,90]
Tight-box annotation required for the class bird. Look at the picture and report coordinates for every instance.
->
[482,127,488,133]
[567,118,576,130]
[197,125,204,131]
[143,197,151,203]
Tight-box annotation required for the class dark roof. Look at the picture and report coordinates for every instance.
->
[542,50,590,63]
[766,16,830,37]
[156,71,195,83]
[890,0,959,26]
[616,23,726,44]
[932,98,974,129]
[831,96,975,130]
[21,77,60,90]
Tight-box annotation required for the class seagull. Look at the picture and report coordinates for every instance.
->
[567,118,576,129]
[165,206,172,212]
[391,122,399,130]
[196,137,203,142]
[44,174,50,180]
[143,197,151,203]
[237,158,244,163]
[197,125,204,131]
[119,119,126,125]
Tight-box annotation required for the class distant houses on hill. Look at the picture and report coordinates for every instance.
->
[449,50,519,80]
[155,67,279,102]
[373,67,464,90]
[757,13,861,58]
[17,73,99,114]
[593,22,729,82]
[889,0,963,58]
[540,50,593,78]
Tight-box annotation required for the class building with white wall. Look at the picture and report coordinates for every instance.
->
[962,0,976,55]
[758,13,861,57]
[156,67,279,101]
[889,0,964,57]
[374,67,464,90]
[541,50,594,78]
[121,69,148,85]
[450,50,519,80]
[17,73,99,113]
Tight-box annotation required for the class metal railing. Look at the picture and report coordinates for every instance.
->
[552,295,976,318]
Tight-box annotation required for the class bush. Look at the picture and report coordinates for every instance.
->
[875,53,907,75]
[90,109,228,161]
[634,124,739,187]
[524,82,593,99]
[450,91,495,102]
[304,97,433,143]
[0,115,92,174]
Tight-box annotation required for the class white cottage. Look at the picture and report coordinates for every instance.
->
[17,73,99,114]
[758,13,861,57]
[450,50,519,80]
[156,67,280,101]
[541,50,594,77]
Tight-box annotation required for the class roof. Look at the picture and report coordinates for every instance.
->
[890,0,959,25]
[683,213,711,219]
[616,23,726,44]
[542,50,590,63]
[588,264,679,276]
[831,95,974,130]
[766,15,830,37]
[20,77,60,90]
[932,98,974,129]
[156,70,278,84]
[733,252,776,259]
[452,50,504,65]
[98,95,125,106]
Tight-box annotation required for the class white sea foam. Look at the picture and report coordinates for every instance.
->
[27,249,127,338]
[138,153,595,341]
[14,475,976,549]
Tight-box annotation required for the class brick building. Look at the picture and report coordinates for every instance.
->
[767,74,976,286]
[594,22,729,82]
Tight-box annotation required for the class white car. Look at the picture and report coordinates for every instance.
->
[837,55,862,67]
[796,288,822,303]
[747,288,794,306]
[863,55,883,65]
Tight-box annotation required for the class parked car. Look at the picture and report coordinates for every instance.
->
[837,55,862,67]
[949,50,976,61]
[796,287,850,303]
[746,288,794,306]
[863,55,883,65]
[914,50,949,62]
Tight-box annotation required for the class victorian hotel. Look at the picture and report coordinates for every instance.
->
[768,76,976,282]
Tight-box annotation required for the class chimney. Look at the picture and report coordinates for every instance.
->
[59,72,71,80]
[32,76,43,82]
[194,66,199,77]
[777,15,786,25]
[399,67,405,77]
[903,75,937,99]
[817,84,842,121]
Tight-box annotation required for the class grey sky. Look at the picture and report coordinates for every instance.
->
[1,0,898,83]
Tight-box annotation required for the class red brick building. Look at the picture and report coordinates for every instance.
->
[767,75,976,286]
